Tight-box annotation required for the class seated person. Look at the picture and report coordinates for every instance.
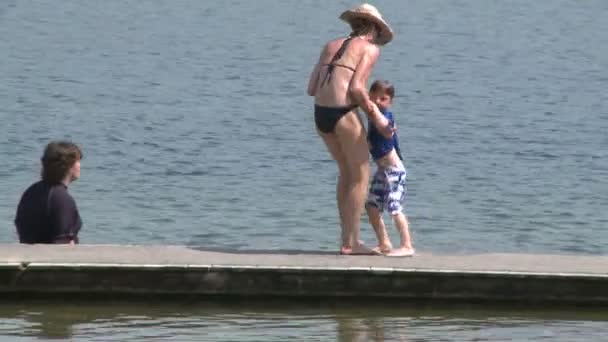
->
[15,141,83,244]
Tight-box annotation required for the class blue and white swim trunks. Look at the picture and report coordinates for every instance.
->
[366,162,407,215]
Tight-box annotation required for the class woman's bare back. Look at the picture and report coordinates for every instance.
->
[313,37,376,107]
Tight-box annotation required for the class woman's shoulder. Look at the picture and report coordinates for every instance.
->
[347,38,380,58]
[323,36,347,51]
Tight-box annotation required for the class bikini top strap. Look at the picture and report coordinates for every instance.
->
[320,37,354,87]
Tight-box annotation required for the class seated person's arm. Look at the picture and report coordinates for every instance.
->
[49,190,81,244]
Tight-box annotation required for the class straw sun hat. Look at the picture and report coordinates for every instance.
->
[339,3,394,45]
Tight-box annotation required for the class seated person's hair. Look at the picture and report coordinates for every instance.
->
[41,141,83,184]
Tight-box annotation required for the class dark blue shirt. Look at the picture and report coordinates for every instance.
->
[14,180,82,244]
[368,109,403,161]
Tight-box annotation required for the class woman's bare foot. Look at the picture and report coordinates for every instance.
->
[371,243,393,255]
[340,242,376,255]
[340,246,352,255]
[386,247,415,257]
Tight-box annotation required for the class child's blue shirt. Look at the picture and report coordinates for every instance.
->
[367,109,403,161]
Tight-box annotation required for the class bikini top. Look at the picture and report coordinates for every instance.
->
[320,37,358,87]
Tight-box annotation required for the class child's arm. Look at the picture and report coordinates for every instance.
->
[390,114,404,160]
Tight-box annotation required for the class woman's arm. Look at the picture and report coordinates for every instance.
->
[349,45,394,138]
[307,45,328,96]
[307,63,321,96]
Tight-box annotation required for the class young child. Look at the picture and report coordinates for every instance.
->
[365,80,414,257]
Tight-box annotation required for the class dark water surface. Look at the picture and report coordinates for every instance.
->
[0,299,607,341]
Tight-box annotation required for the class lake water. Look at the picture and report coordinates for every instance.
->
[0,299,607,342]
[1,0,607,340]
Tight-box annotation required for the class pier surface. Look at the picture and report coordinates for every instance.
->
[1,244,606,304]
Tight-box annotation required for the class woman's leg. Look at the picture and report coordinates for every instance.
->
[318,130,351,248]
[334,111,371,253]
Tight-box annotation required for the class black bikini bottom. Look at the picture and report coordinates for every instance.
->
[314,104,357,133]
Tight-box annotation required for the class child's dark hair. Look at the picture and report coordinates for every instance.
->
[370,80,395,99]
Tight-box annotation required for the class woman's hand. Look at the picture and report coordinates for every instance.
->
[378,121,396,138]
[370,104,396,138]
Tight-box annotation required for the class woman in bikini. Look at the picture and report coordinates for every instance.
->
[307,4,395,255]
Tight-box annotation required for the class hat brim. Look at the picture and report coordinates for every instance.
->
[340,11,393,45]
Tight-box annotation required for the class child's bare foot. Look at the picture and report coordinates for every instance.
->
[386,247,415,257]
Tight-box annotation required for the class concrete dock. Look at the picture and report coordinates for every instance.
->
[1,244,606,304]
